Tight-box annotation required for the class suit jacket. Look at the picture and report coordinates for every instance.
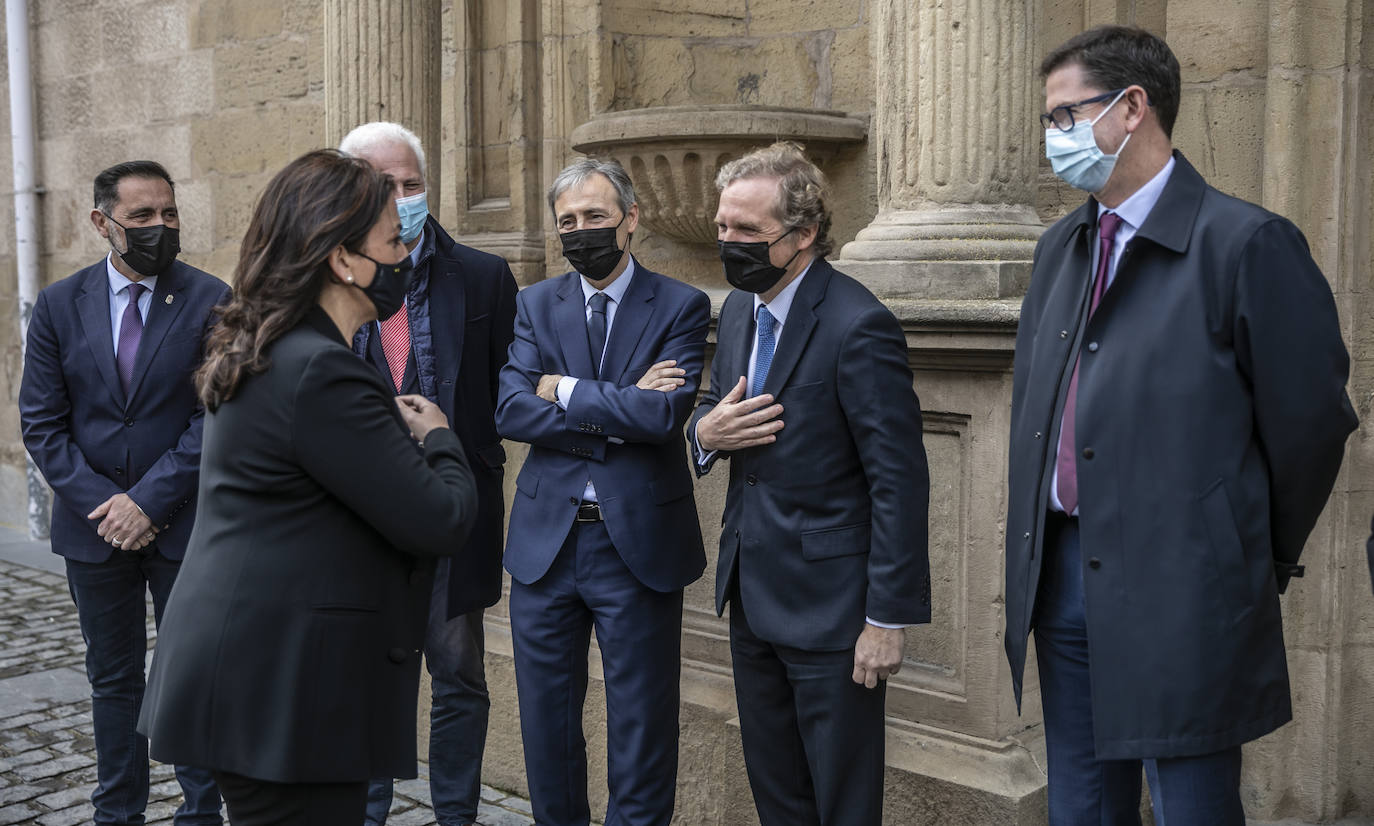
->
[355,216,518,616]
[19,258,229,561]
[689,259,932,652]
[139,307,478,783]
[1004,151,1357,759]
[496,259,710,593]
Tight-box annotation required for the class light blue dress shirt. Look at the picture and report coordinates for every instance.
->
[106,254,158,353]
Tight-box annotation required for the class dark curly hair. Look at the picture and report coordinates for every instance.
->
[196,150,392,409]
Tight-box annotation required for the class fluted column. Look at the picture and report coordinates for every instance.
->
[325,0,442,195]
[837,0,1042,299]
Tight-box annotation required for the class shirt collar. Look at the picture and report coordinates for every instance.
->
[579,255,636,306]
[752,258,814,326]
[1099,154,1176,231]
[106,253,158,297]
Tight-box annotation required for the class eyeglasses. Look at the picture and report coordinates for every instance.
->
[1040,89,1126,132]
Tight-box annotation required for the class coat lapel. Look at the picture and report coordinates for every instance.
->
[126,265,189,404]
[602,268,654,383]
[75,263,124,406]
[760,261,827,398]
[429,261,466,386]
[552,272,596,379]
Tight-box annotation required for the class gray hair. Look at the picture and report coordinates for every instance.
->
[338,121,427,178]
[547,157,636,218]
[715,141,833,258]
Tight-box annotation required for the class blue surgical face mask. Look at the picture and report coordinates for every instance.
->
[396,190,429,244]
[1044,89,1131,193]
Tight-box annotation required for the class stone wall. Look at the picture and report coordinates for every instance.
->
[1,0,1371,822]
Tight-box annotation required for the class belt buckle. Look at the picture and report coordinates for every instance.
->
[576,502,601,522]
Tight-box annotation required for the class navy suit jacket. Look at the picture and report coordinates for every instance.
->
[496,259,710,593]
[689,259,931,651]
[356,216,518,616]
[19,258,229,562]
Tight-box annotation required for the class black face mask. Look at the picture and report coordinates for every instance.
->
[106,215,180,277]
[355,252,415,320]
[718,227,801,294]
[560,215,627,281]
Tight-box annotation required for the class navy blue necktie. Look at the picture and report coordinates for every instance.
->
[752,305,776,398]
[587,292,609,378]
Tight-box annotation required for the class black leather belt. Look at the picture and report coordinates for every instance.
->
[575,502,603,522]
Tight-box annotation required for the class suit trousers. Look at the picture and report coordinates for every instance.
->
[1033,511,1245,826]
[728,595,887,826]
[365,558,489,826]
[213,771,365,826]
[65,553,221,825]
[509,518,684,826]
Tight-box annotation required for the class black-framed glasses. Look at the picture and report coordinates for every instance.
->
[1040,89,1126,132]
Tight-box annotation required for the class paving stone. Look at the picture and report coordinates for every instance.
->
[3,748,54,768]
[385,807,438,826]
[0,802,40,825]
[500,795,533,815]
[34,783,89,811]
[475,802,536,826]
[0,783,46,805]
[36,801,96,826]
[13,751,94,781]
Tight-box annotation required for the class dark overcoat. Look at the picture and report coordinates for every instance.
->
[139,308,478,782]
[1005,152,1357,760]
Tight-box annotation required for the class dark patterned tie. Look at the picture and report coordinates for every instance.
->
[116,283,147,397]
[1055,211,1124,514]
[587,292,609,378]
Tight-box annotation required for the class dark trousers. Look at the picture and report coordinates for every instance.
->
[214,771,366,826]
[66,552,221,826]
[365,558,489,826]
[728,596,886,826]
[509,519,684,826]
[1033,512,1245,826]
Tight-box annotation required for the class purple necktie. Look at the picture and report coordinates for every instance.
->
[117,283,147,396]
[1055,211,1123,514]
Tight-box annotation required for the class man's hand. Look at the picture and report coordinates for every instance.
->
[536,373,563,403]
[637,360,686,393]
[88,494,156,551]
[852,625,904,689]
[696,376,784,452]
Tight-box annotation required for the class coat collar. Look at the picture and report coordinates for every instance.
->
[759,257,831,397]
[1059,150,1203,255]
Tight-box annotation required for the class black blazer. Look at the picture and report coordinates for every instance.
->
[19,259,229,561]
[690,259,931,651]
[356,216,518,616]
[139,307,478,783]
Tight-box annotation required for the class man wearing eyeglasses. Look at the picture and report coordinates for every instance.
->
[1005,26,1356,825]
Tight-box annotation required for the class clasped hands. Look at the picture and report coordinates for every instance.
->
[88,494,156,551]
[535,360,690,403]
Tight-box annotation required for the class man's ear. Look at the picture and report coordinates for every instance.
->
[1124,84,1151,132]
[91,209,111,239]
[795,221,819,251]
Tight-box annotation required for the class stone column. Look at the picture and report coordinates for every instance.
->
[836,0,1042,299]
[324,0,442,195]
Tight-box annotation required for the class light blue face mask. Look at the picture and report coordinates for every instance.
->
[1044,89,1131,193]
[396,190,429,244]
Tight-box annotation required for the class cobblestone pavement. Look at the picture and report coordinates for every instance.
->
[0,542,537,826]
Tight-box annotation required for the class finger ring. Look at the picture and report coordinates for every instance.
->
[112,539,122,546]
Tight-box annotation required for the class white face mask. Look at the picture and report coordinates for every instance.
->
[1044,89,1131,193]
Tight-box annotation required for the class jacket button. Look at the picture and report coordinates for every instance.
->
[746,474,757,486]
[569,497,578,505]
[124,417,134,427]
[1088,557,1101,569]
[734,529,740,538]
[1082,447,1094,459]
[1087,341,1099,352]
[1023,532,1031,539]
[1059,330,1068,339]
[114,466,124,474]
[1033,432,1041,439]
[387,647,408,663]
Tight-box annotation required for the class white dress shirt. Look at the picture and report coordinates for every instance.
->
[107,254,158,352]
[556,257,637,503]
[1049,155,1176,513]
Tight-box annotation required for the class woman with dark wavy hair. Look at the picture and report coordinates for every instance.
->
[138,150,478,825]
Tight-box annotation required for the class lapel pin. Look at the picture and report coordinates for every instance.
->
[165,295,174,305]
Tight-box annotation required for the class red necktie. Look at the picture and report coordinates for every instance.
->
[378,305,410,392]
[1055,211,1124,514]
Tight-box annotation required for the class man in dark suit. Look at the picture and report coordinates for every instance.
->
[689,142,931,826]
[496,157,710,826]
[1006,27,1357,824]
[19,160,226,825]
[339,122,518,826]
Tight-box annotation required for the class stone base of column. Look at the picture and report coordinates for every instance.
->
[835,206,1043,300]
[451,231,547,287]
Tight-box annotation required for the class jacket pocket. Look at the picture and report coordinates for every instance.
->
[515,469,539,498]
[800,523,870,561]
[1199,478,1251,614]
